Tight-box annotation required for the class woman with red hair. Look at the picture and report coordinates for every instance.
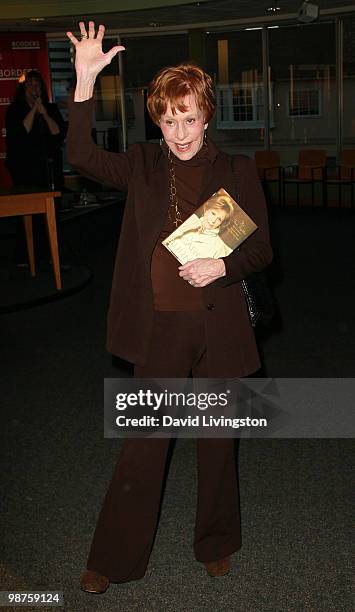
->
[66,21,272,593]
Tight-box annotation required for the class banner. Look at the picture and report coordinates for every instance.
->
[0,32,51,187]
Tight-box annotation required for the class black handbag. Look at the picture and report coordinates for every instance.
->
[231,156,275,329]
[241,271,275,328]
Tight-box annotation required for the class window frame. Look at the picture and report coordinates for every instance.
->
[287,86,322,118]
[216,82,274,130]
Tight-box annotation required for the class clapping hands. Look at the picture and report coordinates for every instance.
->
[34,97,47,116]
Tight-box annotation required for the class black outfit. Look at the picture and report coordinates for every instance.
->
[5,99,66,262]
[5,99,66,190]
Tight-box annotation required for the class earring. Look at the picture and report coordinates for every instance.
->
[203,130,208,146]
[159,137,164,147]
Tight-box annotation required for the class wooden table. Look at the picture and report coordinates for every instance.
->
[0,190,62,290]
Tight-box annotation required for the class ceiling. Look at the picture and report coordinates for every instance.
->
[0,0,354,36]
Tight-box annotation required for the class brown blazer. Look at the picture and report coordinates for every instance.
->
[67,99,273,377]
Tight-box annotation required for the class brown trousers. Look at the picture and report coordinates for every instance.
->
[87,312,242,582]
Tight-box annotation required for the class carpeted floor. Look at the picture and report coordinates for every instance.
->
[0,264,93,313]
[0,204,354,611]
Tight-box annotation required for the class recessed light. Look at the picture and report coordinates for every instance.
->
[30,17,45,22]
[267,7,281,11]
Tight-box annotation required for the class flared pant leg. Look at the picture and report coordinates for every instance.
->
[194,438,241,562]
[87,437,170,583]
[87,436,241,581]
[86,312,241,582]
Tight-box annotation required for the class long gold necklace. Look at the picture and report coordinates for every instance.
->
[167,148,182,227]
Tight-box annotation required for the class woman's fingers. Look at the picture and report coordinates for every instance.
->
[88,21,95,39]
[105,45,126,63]
[66,21,102,45]
[179,258,222,286]
[78,21,87,38]
[96,24,105,42]
[66,21,89,45]
[66,22,125,61]
[66,31,79,45]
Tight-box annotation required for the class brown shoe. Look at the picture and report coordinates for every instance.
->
[80,570,110,593]
[204,556,231,577]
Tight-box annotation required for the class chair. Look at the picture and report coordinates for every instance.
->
[282,149,327,207]
[325,150,355,208]
[254,150,282,205]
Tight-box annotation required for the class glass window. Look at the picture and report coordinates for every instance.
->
[269,22,336,164]
[216,82,272,129]
[288,89,321,117]
[205,29,264,154]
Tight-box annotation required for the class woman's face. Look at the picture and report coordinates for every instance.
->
[159,93,207,161]
[25,78,42,103]
[203,207,228,230]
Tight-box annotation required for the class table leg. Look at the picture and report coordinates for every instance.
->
[22,215,36,277]
[44,197,62,290]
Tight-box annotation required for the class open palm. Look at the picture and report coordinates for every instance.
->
[66,21,125,80]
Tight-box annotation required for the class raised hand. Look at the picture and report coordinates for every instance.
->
[66,21,125,83]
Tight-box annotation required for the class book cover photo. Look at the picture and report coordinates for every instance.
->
[162,187,258,264]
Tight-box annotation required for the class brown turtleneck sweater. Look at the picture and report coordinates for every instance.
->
[151,142,216,310]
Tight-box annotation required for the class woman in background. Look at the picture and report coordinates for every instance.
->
[6,70,66,190]
[5,70,66,265]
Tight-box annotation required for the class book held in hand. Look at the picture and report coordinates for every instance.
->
[162,187,258,264]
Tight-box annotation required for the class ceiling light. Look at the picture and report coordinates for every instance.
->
[30,17,45,22]
[267,7,281,11]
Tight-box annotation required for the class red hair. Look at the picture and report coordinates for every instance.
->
[147,63,216,125]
